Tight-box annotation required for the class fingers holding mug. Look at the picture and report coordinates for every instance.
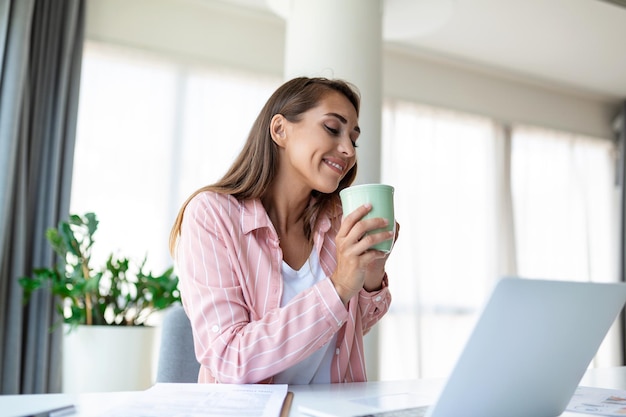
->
[340,184,395,253]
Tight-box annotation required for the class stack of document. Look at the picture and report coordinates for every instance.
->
[98,383,292,417]
[567,386,626,416]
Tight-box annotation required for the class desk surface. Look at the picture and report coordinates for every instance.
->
[2,366,626,417]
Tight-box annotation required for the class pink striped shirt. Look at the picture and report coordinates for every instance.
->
[175,191,391,384]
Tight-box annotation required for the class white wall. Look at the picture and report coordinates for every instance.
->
[85,0,284,75]
[85,0,618,139]
[383,48,617,139]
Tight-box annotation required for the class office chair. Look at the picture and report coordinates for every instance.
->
[156,304,201,383]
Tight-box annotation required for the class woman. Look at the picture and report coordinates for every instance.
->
[169,76,398,384]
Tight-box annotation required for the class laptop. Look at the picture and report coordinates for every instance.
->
[299,277,626,417]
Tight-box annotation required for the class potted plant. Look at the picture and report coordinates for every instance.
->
[19,212,181,393]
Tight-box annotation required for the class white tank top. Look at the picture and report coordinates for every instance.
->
[273,249,338,384]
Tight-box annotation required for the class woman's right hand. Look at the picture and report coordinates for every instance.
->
[330,203,394,305]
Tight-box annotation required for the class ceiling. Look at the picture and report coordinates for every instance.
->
[215,0,626,103]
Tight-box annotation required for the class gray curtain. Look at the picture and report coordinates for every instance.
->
[619,101,626,363]
[0,0,85,394]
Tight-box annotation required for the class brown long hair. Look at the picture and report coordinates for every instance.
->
[169,77,360,256]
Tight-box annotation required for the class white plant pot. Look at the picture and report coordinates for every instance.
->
[62,325,157,393]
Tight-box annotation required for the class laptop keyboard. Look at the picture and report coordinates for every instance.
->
[357,405,430,417]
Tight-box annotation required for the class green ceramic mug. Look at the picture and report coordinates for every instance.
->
[339,183,395,253]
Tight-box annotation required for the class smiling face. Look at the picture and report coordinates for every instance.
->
[270,91,360,195]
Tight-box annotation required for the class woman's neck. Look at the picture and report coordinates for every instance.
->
[262,185,313,270]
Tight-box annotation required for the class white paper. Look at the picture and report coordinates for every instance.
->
[99,383,289,417]
[567,386,626,416]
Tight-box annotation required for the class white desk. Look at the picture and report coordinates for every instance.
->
[290,367,626,416]
[3,367,626,417]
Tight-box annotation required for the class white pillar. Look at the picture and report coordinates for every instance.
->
[277,0,384,379]
[282,0,383,186]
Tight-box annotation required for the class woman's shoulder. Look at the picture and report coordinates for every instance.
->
[185,190,244,216]
[187,190,237,207]
[185,191,264,221]
[184,191,271,235]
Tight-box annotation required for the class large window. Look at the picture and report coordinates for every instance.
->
[511,126,617,284]
[71,42,280,272]
[380,102,503,379]
[73,42,619,381]
[380,101,618,379]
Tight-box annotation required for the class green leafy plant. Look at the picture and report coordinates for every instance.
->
[19,212,180,331]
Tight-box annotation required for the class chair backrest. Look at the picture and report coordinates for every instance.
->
[156,304,201,383]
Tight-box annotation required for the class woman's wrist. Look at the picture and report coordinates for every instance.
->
[330,275,358,306]
[363,271,386,292]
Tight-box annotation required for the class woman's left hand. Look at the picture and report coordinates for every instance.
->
[363,221,400,291]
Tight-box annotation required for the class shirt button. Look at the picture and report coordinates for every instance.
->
[211,325,219,333]
[375,296,382,302]
[335,348,340,355]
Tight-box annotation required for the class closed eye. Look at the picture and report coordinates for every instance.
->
[325,124,358,148]
[325,125,339,135]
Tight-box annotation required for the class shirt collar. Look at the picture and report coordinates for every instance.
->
[240,197,342,235]
[241,198,273,234]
